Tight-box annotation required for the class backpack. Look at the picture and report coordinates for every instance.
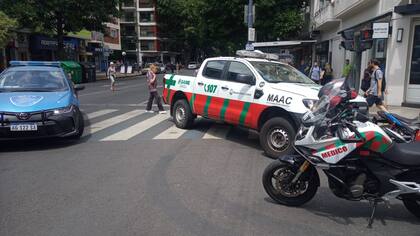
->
[373,69,386,92]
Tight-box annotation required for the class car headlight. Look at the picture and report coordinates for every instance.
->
[302,99,318,110]
[53,105,74,115]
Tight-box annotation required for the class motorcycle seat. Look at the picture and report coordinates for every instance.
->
[390,113,420,126]
[383,143,420,166]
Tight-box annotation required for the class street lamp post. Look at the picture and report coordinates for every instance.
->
[246,0,254,51]
[122,51,127,74]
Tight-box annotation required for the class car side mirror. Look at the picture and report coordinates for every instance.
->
[236,74,255,85]
[74,84,85,91]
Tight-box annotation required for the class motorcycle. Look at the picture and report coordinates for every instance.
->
[262,78,420,227]
[373,111,420,143]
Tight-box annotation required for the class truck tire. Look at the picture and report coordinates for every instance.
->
[173,99,194,129]
[260,117,295,158]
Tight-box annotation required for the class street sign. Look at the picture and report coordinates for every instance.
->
[244,5,256,24]
[248,28,256,42]
[245,43,254,51]
[372,23,389,39]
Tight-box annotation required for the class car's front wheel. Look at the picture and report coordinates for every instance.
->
[260,117,296,159]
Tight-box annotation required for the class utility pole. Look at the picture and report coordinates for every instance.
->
[246,0,255,51]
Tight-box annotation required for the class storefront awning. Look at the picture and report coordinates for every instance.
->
[395,4,420,15]
[337,12,392,34]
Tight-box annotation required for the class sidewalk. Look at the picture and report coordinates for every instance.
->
[96,71,145,81]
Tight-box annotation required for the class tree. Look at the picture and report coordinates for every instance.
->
[0,0,127,59]
[254,0,309,41]
[157,0,309,61]
[0,11,17,48]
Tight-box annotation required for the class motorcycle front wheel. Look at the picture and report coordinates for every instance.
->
[262,160,318,206]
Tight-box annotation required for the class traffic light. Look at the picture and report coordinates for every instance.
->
[359,29,373,51]
[341,40,355,51]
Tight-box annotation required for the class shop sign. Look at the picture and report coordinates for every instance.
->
[31,35,79,51]
[373,23,389,39]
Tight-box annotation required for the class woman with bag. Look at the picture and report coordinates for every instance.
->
[146,64,166,114]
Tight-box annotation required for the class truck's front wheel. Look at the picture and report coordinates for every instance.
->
[260,117,295,158]
[173,99,194,129]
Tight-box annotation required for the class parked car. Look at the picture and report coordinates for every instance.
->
[187,62,199,70]
[162,50,368,158]
[0,61,85,140]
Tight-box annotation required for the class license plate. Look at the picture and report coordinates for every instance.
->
[10,123,38,131]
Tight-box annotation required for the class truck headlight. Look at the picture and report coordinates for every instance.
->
[302,99,318,110]
[53,105,74,115]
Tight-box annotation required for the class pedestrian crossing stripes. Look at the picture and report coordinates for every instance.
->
[101,113,170,141]
[83,108,261,142]
[86,109,118,119]
[84,110,144,136]
[153,124,187,140]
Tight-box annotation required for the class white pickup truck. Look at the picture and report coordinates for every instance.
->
[162,51,367,158]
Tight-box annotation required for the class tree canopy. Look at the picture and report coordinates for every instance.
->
[0,0,126,59]
[0,11,17,48]
[158,0,309,60]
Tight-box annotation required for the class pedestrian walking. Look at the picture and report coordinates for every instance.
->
[298,59,309,75]
[146,64,166,114]
[320,62,334,85]
[309,61,321,84]
[361,61,373,93]
[342,59,352,78]
[366,59,387,112]
[108,62,116,91]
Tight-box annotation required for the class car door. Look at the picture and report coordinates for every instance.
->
[192,60,227,119]
[217,61,256,126]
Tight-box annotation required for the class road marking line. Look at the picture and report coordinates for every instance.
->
[85,109,118,119]
[153,124,187,139]
[84,110,144,136]
[101,113,170,141]
[202,124,231,139]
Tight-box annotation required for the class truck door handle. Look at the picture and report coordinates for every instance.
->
[221,86,229,90]
[197,82,204,86]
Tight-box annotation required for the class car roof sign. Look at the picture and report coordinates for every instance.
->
[9,61,61,67]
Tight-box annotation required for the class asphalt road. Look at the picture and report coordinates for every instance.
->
[0,71,419,236]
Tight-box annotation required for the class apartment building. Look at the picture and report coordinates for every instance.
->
[120,0,178,65]
[310,0,420,107]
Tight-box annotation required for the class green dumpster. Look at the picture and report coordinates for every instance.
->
[60,61,82,84]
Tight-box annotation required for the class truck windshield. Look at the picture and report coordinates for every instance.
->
[250,61,314,84]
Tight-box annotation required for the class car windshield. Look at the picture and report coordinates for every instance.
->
[250,61,314,84]
[0,69,69,92]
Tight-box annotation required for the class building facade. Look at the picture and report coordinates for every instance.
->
[120,0,178,65]
[310,0,420,107]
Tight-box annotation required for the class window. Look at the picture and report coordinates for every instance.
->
[226,62,254,83]
[203,61,226,79]
[250,61,314,84]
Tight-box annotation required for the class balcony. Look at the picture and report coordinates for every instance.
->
[140,40,156,51]
[121,13,136,24]
[313,2,340,31]
[333,0,377,19]
[138,0,154,8]
[122,1,136,9]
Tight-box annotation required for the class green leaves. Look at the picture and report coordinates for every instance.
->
[157,0,308,59]
[0,11,17,48]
